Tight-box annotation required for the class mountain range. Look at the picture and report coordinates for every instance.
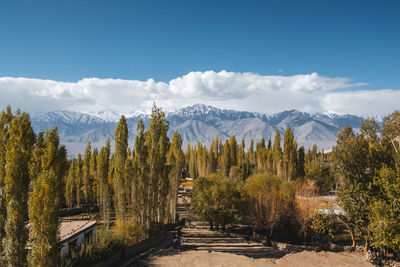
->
[31,104,364,156]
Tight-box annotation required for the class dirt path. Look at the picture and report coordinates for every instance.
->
[145,185,373,267]
[147,222,372,267]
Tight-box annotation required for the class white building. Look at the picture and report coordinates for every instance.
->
[57,219,97,257]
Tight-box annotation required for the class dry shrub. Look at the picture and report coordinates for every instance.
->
[113,219,145,246]
[251,186,289,242]
[295,180,319,243]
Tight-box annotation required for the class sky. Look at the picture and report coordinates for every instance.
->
[0,0,399,117]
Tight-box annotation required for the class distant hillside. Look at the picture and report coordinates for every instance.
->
[31,104,364,156]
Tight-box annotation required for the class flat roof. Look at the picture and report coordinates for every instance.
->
[58,220,97,242]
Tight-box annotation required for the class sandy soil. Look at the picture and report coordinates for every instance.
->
[147,225,373,267]
[149,250,372,267]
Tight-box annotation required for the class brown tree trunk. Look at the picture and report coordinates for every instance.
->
[363,239,369,254]
[350,229,356,250]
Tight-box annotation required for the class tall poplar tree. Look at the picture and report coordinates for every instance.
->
[29,127,66,266]
[3,111,35,266]
[146,104,170,223]
[75,154,83,208]
[133,120,149,226]
[167,132,184,222]
[0,106,12,253]
[114,116,128,221]
[28,170,59,267]
[65,161,76,209]
[82,141,92,205]
[283,127,297,181]
[223,140,231,177]
[272,131,282,177]
[97,138,111,227]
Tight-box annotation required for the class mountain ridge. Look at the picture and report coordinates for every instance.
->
[31,104,364,156]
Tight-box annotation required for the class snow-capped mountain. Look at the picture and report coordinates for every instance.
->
[31,104,364,156]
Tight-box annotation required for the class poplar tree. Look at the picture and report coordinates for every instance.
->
[229,136,238,166]
[297,146,305,178]
[97,138,111,227]
[90,148,98,205]
[40,127,67,208]
[167,132,184,222]
[146,104,170,223]
[133,120,149,226]
[29,127,66,266]
[3,111,35,266]
[82,141,92,205]
[272,131,282,177]
[114,116,128,221]
[75,154,83,208]
[223,140,231,177]
[283,127,297,181]
[0,106,12,252]
[65,161,76,209]
[28,170,59,266]
[29,132,45,181]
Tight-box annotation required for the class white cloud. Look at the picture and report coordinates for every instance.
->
[0,70,397,117]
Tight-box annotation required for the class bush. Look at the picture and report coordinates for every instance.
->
[244,172,296,244]
[113,219,145,245]
[61,227,121,267]
[311,213,336,242]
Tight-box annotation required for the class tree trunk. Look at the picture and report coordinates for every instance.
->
[350,228,356,250]
[364,239,369,254]
[209,221,213,230]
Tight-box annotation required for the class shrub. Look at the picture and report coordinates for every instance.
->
[113,219,145,245]
[61,227,121,267]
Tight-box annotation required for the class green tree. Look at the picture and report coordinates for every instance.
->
[167,131,185,222]
[75,154,83,208]
[0,106,12,252]
[97,138,111,227]
[114,116,128,221]
[133,120,149,226]
[146,104,170,223]
[28,170,59,267]
[223,140,231,177]
[65,161,76,209]
[283,127,297,181]
[334,120,383,252]
[272,131,282,177]
[3,111,35,266]
[82,141,92,205]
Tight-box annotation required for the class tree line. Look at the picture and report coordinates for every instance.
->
[0,107,68,266]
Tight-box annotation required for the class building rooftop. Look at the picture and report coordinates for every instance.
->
[58,220,97,242]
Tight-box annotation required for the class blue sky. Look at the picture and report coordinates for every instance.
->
[0,0,399,116]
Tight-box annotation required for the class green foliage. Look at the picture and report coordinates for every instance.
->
[65,161,76,209]
[283,127,297,181]
[97,138,111,227]
[4,111,35,266]
[113,116,128,221]
[167,132,185,223]
[61,227,121,267]
[28,170,60,267]
[369,166,400,252]
[245,172,295,241]
[311,213,336,241]
[113,219,145,245]
[191,175,244,227]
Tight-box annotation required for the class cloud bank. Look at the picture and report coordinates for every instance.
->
[0,70,397,117]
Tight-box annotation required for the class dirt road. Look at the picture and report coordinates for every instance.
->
[146,185,372,267]
[147,222,372,267]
